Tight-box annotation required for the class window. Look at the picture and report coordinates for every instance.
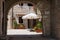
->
[19,16,23,23]
[7,3,43,35]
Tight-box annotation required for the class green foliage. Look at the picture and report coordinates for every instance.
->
[36,21,42,29]
[13,20,18,29]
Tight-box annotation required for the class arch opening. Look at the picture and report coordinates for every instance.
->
[7,2,43,35]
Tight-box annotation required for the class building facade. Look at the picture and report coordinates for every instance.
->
[0,0,60,40]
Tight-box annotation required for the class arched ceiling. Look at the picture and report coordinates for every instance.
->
[4,0,50,15]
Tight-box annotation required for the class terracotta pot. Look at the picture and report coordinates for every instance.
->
[16,24,25,29]
[17,26,25,29]
[36,29,42,33]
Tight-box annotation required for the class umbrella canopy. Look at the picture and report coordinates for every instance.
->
[22,13,39,19]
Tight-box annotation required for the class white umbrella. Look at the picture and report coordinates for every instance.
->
[22,13,39,19]
[22,13,40,29]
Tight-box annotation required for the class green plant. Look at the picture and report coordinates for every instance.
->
[36,21,42,29]
[13,20,18,29]
[18,23,25,29]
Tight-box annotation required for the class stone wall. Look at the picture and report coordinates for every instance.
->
[1,0,50,37]
[51,0,60,40]
[0,0,2,35]
[7,36,55,40]
[4,0,51,36]
[1,0,60,40]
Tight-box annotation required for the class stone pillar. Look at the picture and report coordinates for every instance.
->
[51,0,60,40]
[0,0,3,35]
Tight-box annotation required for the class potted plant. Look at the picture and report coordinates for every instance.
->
[13,18,18,29]
[34,21,42,32]
[17,23,25,29]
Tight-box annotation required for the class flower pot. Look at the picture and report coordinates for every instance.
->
[17,24,25,29]
[18,26,25,29]
[36,29,42,33]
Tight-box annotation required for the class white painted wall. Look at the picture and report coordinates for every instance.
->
[7,3,41,29]
[7,8,12,29]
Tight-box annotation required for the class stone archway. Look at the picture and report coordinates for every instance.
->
[7,1,36,29]
[3,0,51,36]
